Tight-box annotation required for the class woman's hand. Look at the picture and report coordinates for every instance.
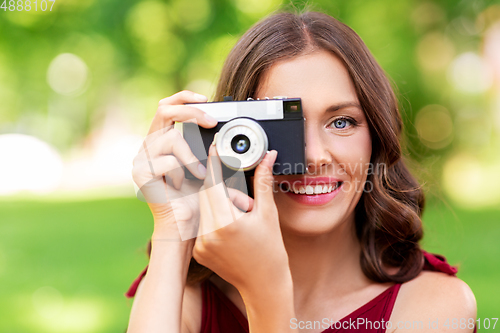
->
[132,90,218,238]
[193,145,296,332]
[129,90,220,333]
[194,145,288,290]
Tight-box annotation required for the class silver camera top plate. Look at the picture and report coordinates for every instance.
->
[186,100,285,122]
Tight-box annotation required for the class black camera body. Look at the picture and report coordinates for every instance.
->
[183,98,306,179]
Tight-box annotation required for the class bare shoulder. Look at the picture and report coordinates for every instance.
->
[389,271,477,332]
[181,282,203,333]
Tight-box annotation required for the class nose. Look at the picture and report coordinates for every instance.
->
[305,125,333,174]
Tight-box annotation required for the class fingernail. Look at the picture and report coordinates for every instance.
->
[265,150,277,167]
[198,163,207,177]
[211,133,218,147]
[195,93,208,102]
[205,113,217,124]
[208,143,218,158]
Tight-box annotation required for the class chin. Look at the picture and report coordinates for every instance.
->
[276,204,353,237]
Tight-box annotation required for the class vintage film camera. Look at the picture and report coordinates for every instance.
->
[183,97,306,179]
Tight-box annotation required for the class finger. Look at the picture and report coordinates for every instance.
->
[162,159,186,190]
[140,128,207,179]
[204,144,241,226]
[152,155,185,190]
[252,150,278,211]
[198,183,240,239]
[149,105,218,135]
[149,91,217,135]
[133,155,184,204]
[227,188,254,212]
[204,144,228,206]
[139,125,173,153]
[197,185,214,237]
[134,155,185,189]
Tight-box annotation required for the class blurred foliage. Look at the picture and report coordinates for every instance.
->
[1,0,497,153]
[2,0,500,206]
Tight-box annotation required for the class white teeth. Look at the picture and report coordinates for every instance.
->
[283,183,341,195]
[284,182,341,195]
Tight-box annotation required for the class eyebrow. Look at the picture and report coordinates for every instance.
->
[325,102,362,112]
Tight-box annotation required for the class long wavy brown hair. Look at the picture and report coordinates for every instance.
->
[162,10,425,284]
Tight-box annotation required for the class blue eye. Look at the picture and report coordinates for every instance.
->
[332,118,350,129]
[328,116,358,130]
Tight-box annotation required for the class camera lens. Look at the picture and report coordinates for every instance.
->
[231,135,250,154]
[216,118,268,171]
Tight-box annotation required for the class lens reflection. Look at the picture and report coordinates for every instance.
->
[231,134,250,154]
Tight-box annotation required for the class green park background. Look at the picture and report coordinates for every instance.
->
[1,0,499,331]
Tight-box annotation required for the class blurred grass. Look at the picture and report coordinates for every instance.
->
[0,197,498,332]
[422,200,500,325]
[0,198,153,333]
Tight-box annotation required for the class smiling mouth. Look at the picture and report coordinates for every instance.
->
[279,182,343,195]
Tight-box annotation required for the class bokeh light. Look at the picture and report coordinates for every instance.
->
[477,5,500,33]
[46,54,89,96]
[454,106,492,149]
[443,153,500,208]
[447,52,493,93]
[416,32,455,72]
[31,286,106,333]
[32,286,64,321]
[170,0,213,32]
[415,104,454,149]
[411,2,445,32]
[125,1,170,43]
[125,1,186,74]
[0,134,63,195]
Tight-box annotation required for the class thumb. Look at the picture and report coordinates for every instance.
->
[253,150,278,211]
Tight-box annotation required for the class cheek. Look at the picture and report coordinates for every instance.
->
[329,130,371,198]
[333,131,372,177]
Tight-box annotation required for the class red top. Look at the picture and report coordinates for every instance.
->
[201,279,401,333]
[126,251,474,333]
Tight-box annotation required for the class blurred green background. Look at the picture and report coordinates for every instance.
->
[1,0,499,332]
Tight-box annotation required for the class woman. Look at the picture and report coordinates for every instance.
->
[127,11,476,333]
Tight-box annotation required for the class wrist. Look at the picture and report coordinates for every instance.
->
[240,270,294,306]
[148,236,193,274]
[241,274,296,333]
[238,252,292,296]
[152,224,182,241]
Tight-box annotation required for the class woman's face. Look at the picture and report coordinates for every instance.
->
[255,50,372,236]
